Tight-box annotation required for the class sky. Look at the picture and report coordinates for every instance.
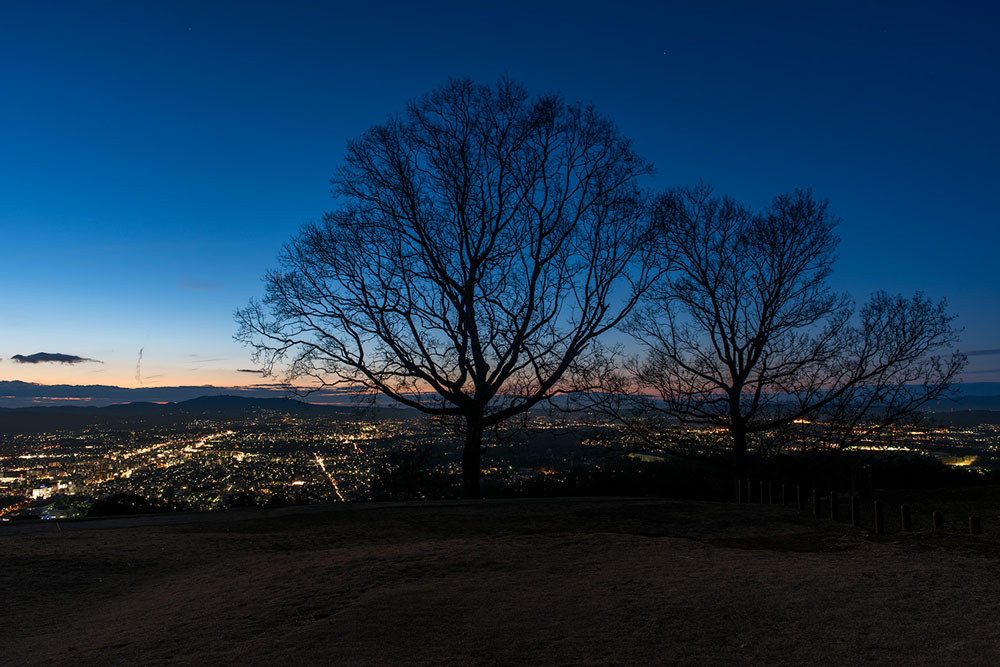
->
[1,0,998,390]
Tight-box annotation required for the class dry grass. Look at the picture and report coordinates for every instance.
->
[3,497,1000,666]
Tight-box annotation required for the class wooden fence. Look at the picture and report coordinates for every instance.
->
[734,478,985,536]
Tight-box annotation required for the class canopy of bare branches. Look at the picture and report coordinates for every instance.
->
[237,78,656,496]
[594,185,964,467]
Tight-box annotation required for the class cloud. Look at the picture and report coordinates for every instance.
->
[237,368,265,374]
[966,349,1000,357]
[11,352,102,365]
[178,276,222,291]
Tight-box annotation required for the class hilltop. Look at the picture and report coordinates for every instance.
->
[3,497,1000,666]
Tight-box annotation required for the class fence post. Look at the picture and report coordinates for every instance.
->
[768,481,774,505]
[900,504,912,532]
[759,480,765,504]
[796,485,804,511]
[970,516,982,536]
[932,511,943,533]
[781,483,787,506]
[830,490,839,521]
[812,488,820,517]
[850,495,861,528]
[874,500,885,535]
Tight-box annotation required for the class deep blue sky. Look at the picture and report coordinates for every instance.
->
[1,0,997,387]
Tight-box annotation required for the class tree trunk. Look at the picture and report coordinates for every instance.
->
[462,419,484,499]
[729,391,748,478]
[732,427,748,478]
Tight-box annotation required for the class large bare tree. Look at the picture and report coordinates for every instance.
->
[603,185,964,472]
[236,79,656,498]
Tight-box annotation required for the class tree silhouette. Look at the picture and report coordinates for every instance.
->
[594,185,964,472]
[236,78,655,498]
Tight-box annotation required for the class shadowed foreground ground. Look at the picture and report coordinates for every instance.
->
[3,497,1000,666]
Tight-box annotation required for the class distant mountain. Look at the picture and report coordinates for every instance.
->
[3,379,999,424]
[930,396,1000,411]
[0,380,285,408]
[924,383,1000,412]
[952,382,1000,397]
[171,395,360,416]
[0,380,391,409]
[0,395,411,435]
[926,410,1000,427]
[40,395,357,417]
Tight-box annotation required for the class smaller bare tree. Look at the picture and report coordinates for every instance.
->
[597,185,964,472]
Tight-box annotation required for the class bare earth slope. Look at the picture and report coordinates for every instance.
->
[3,498,999,666]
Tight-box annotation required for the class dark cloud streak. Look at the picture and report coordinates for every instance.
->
[11,352,102,365]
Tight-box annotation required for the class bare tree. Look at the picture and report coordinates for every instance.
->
[236,78,656,498]
[604,185,964,472]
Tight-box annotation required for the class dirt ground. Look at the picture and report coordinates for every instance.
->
[3,497,1000,666]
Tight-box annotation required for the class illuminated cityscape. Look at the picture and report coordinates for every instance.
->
[0,410,427,518]
[0,405,615,519]
[2,402,998,521]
